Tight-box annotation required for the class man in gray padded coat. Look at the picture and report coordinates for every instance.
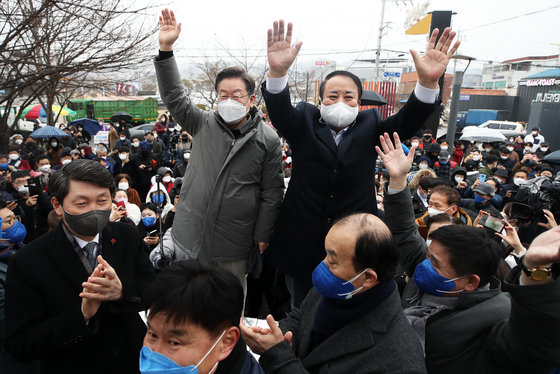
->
[153,9,284,291]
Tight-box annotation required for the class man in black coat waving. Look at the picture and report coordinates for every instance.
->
[262,20,460,306]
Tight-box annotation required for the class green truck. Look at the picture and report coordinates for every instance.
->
[67,97,158,124]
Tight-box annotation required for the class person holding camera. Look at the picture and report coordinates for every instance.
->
[380,132,560,373]
[5,170,52,242]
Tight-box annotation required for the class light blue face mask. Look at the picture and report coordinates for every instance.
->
[139,329,226,374]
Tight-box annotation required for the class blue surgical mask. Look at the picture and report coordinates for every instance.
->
[139,329,225,374]
[439,159,449,165]
[312,261,369,300]
[3,221,27,244]
[142,216,156,227]
[474,195,487,204]
[151,194,165,205]
[413,258,467,296]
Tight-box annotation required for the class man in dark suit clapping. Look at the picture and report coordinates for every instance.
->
[5,159,155,373]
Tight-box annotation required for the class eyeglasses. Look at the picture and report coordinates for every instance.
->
[218,93,251,103]
[3,215,20,226]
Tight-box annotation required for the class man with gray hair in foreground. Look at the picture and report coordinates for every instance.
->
[241,212,426,373]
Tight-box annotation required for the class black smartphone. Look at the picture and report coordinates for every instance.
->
[480,215,505,233]
[147,230,157,238]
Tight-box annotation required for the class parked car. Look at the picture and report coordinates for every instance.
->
[129,123,155,139]
[478,120,526,139]
[129,122,182,139]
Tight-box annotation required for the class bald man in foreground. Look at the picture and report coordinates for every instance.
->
[241,213,426,373]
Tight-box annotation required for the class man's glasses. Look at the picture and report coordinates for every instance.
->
[218,93,251,103]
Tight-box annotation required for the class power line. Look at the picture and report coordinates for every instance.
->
[461,4,560,32]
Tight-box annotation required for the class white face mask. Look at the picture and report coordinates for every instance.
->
[51,142,58,148]
[39,164,51,172]
[218,98,249,125]
[320,101,359,128]
[428,206,451,217]
[162,176,172,183]
[532,131,538,136]
[472,155,481,161]
[119,153,128,160]
[61,159,71,165]
[18,185,29,195]
[14,139,23,145]
[419,163,428,170]
[118,182,129,190]
[454,176,464,183]
[540,147,548,152]
[485,147,492,152]
[500,155,509,160]
[507,146,515,152]
[9,154,19,161]
[513,177,527,186]
[440,146,448,151]
[183,153,190,160]
[132,141,140,147]
[525,147,531,152]
[120,137,126,141]
[411,141,419,147]
[153,133,158,139]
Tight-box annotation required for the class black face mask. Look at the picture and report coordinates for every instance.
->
[423,135,432,141]
[181,136,189,142]
[63,208,111,237]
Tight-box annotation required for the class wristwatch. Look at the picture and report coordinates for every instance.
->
[520,255,552,281]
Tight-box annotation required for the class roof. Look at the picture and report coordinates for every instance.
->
[503,54,559,63]
[460,88,506,96]
[523,68,560,79]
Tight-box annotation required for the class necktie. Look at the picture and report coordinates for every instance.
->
[83,242,97,269]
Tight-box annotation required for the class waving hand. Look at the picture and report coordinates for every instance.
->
[267,20,303,78]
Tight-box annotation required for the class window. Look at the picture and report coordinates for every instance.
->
[487,122,500,129]
[500,124,516,130]
[484,82,494,89]
[494,81,506,88]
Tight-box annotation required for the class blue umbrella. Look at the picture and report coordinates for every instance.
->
[69,118,102,136]
[30,126,69,139]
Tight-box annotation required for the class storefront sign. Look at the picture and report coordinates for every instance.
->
[533,92,560,103]
[526,79,560,87]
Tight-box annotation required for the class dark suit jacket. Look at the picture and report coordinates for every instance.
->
[5,222,155,373]
[262,84,439,280]
[259,288,426,373]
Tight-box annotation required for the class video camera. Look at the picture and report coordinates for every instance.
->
[513,176,560,223]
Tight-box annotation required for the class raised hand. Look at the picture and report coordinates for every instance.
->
[375,132,416,190]
[158,8,182,51]
[267,20,303,78]
[410,27,460,89]
[524,225,560,270]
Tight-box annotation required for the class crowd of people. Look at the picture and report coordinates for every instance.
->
[0,8,559,374]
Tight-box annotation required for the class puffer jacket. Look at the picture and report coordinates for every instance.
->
[154,56,284,263]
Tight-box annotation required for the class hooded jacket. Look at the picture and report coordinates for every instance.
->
[155,56,284,263]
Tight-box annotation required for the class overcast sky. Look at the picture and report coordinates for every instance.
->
[145,0,560,74]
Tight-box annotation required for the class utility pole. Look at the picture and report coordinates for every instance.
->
[374,0,387,80]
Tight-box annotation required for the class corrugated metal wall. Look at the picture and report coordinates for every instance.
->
[360,81,397,120]
[528,102,560,151]
[515,84,559,122]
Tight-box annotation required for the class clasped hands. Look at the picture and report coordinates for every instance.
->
[240,314,293,356]
[80,255,123,321]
